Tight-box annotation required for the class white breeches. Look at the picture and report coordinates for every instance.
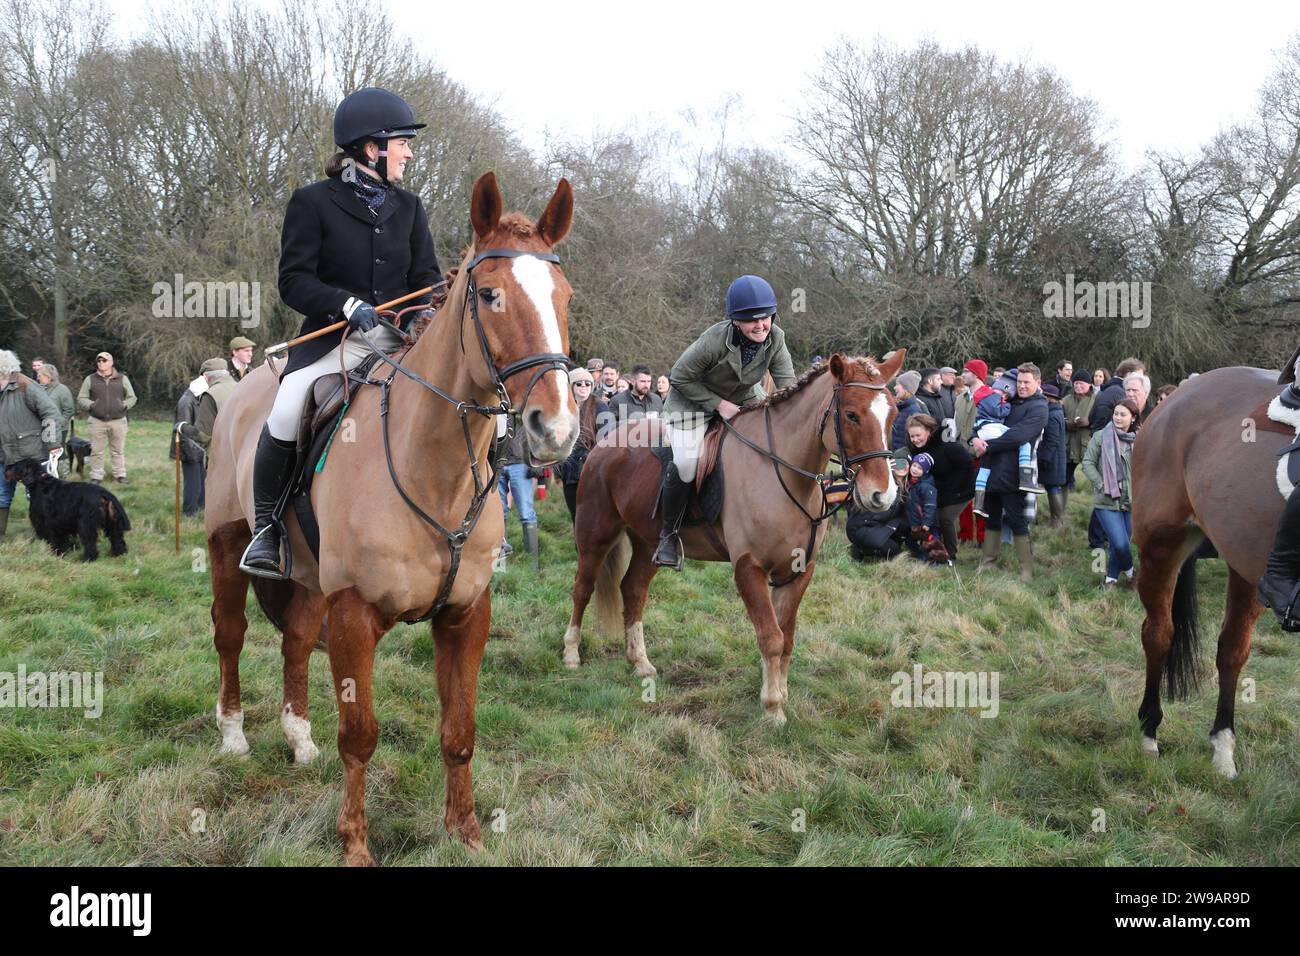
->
[665,417,709,482]
[266,324,403,442]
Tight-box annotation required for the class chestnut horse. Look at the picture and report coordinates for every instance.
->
[204,172,577,865]
[1132,365,1290,779]
[564,351,905,721]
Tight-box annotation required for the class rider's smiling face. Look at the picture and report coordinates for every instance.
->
[734,315,772,343]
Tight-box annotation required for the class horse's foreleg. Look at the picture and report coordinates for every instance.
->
[209,523,251,756]
[433,588,491,850]
[326,587,389,867]
[280,583,327,765]
[621,538,660,678]
[771,563,816,704]
[734,554,787,722]
[1209,569,1260,780]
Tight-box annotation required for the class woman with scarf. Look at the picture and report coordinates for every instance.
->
[557,367,610,521]
[240,88,441,578]
[1080,398,1140,588]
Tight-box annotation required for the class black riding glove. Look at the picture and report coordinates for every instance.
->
[343,297,379,334]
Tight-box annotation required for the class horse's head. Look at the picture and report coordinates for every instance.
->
[825,349,906,512]
[463,171,578,464]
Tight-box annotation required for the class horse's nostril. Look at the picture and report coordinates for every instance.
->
[526,408,546,438]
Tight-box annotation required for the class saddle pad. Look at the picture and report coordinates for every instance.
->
[1265,394,1300,498]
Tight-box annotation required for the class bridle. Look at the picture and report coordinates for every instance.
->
[721,375,895,586]
[355,246,574,621]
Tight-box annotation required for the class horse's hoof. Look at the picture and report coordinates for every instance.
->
[218,739,251,758]
[292,740,320,765]
[633,660,657,678]
[216,707,250,756]
[281,708,319,764]
[1141,736,1159,756]
[762,707,787,726]
[562,649,581,669]
[1211,730,1237,779]
[343,848,376,867]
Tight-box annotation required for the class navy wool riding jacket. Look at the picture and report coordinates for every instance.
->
[978,390,1048,493]
[278,175,441,377]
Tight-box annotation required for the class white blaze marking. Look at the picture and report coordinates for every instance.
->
[511,255,569,417]
[870,392,897,505]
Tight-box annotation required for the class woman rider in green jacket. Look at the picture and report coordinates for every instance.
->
[656,275,797,569]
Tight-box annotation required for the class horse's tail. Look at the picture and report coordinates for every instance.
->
[1167,554,1203,700]
[593,530,632,638]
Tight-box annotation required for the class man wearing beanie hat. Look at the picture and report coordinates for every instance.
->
[1061,368,1096,505]
[1038,383,1068,527]
[956,360,992,444]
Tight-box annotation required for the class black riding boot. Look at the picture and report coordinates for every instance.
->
[1259,483,1300,632]
[653,463,691,570]
[239,426,298,579]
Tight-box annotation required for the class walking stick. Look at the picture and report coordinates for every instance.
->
[262,286,439,356]
[174,428,181,553]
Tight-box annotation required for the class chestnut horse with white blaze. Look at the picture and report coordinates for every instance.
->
[565,351,905,720]
[204,172,577,865]
[1132,365,1293,779]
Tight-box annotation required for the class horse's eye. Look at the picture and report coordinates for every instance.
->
[478,287,499,304]
[846,411,860,424]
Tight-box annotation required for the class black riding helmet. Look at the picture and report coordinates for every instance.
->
[333,88,426,183]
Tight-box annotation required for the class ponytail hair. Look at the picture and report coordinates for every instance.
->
[325,151,349,177]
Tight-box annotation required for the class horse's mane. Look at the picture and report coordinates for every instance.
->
[744,356,886,412]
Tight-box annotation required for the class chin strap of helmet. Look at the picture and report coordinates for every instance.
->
[345,138,392,183]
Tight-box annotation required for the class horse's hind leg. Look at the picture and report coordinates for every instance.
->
[326,587,391,867]
[620,538,659,678]
[771,564,816,705]
[564,496,626,669]
[433,588,491,849]
[734,554,788,723]
[1208,568,1261,779]
[209,522,252,755]
[280,583,327,765]
[1135,525,1197,756]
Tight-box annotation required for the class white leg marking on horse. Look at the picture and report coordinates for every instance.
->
[562,623,582,668]
[216,703,250,756]
[1141,735,1159,756]
[870,393,897,507]
[512,255,573,446]
[760,657,786,723]
[1210,729,1238,779]
[625,622,656,677]
[281,703,320,765]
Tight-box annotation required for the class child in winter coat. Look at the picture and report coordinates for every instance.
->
[905,453,949,563]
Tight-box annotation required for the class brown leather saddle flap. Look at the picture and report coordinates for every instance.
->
[694,419,726,494]
[1248,400,1297,436]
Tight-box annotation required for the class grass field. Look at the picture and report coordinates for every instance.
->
[1,416,1298,866]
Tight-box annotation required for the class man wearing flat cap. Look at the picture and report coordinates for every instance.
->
[77,351,136,484]
[229,337,256,382]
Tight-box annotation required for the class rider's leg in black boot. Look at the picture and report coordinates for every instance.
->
[1259,482,1300,632]
[653,463,691,570]
[239,425,298,579]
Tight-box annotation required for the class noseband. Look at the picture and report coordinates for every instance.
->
[356,247,574,622]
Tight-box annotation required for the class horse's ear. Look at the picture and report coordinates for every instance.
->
[537,178,573,247]
[877,348,906,381]
[471,171,503,239]
[829,353,847,381]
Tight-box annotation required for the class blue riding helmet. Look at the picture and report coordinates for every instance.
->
[725,275,778,320]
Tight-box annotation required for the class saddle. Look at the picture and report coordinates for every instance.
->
[271,338,417,562]
[1263,389,1300,498]
[649,418,726,528]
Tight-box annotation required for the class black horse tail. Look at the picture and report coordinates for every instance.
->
[250,577,329,650]
[1166,555,1203,700]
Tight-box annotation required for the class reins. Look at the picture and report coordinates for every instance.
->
[350,247,574,621]
[721,378,895,586]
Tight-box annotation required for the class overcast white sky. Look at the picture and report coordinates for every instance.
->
[105,0,1300,170]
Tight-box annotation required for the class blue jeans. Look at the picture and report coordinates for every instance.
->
[0,469,14,509]
[498,463,536,531]
[1093,508,1133,578]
